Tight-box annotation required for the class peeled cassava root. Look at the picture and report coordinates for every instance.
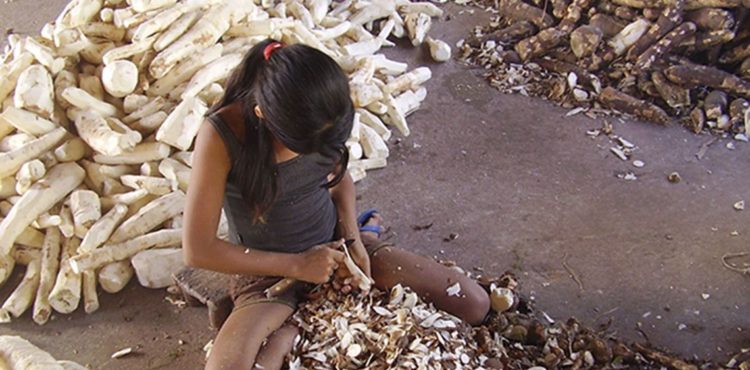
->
[0,335,84,369]
[0,0,441,324]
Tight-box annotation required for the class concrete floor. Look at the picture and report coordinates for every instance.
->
[1,1,749,369]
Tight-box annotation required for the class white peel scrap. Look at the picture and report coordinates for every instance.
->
[342,243,373,291]
[111,347,133,359]
[446,282,461,297]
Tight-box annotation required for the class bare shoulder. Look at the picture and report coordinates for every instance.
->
[195,118,231,170]
[214,103,246,142]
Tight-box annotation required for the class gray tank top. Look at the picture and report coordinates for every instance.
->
[207,113,338,254]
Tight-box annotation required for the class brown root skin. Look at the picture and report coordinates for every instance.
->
[498,50,522,64]
[596,0,618,13]
[638,73,661,98]
[626,0,685,61]
[475,21,537,45]
[704,90,729,119]
[689,107,706,133]
[719,40,750,64]
[739,57,750,79]
[552,0,571,18]
[589,14,625,37]
[516,28,566,61]
[608,0,650,8]
[611,0,739,8]
[632,343,698,370]
[665,64,750,98]
[729,98,749,125]
[682,0,741,9]
[635,21,696,70]
[685,8,735,30]
[598,86,672,124]
[498,0,555,29]
[652,71,691,108]
[515,0,592,61]
[615,6,638,20]
[679,30,735,52]
[535,58,601,89]
[578,47,615,71]
[643,7,662,20]
[571,25,603,58]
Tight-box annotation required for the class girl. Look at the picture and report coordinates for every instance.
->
[183,39,490,370]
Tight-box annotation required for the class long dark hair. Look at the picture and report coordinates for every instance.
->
[208,39,354,223]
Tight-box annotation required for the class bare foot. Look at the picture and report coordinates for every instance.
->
[360,212,383,248]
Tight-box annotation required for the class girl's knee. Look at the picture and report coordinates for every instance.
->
[205,348,253,370]
[269,324,300,344]
[460,284,491,326]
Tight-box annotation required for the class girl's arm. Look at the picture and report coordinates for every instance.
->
[330,170,372,278]
[183,122,343,283]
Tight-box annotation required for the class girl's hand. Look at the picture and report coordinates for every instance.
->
[293,240,346,284]
[334,239,372,294]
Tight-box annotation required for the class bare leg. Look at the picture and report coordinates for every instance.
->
[206,302,294,370]
[254,324,300,370]
[362,213,490,325]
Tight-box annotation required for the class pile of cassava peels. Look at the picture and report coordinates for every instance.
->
[459,0,750,136]
[286,272,711,370]
[0,0,450,328]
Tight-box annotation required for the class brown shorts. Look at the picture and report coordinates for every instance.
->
[229,241,394,311]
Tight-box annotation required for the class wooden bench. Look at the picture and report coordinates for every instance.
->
[172,267,233,330]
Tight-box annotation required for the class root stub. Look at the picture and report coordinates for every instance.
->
[498,0,555,29]
[665,64,750,98]
[598,87,672,124]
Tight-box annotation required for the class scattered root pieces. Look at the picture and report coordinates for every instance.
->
[203,339,214,361]
[489,284,514,312]
[459,0,750,136]
[668,171,682,183]
[287,273,696,369]
[734,200,745,211]
[110,347,134,359]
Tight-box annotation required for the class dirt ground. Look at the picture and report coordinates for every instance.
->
[1,1,748,369]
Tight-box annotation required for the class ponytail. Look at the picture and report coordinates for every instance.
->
[208,39,354,223]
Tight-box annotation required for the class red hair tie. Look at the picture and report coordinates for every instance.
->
[263,42,284,60]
